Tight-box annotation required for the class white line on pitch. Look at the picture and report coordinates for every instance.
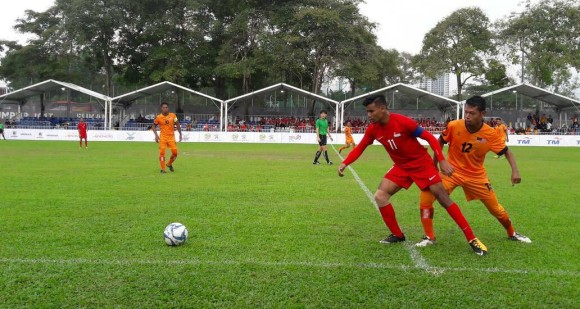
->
[0,258,577,277]
[330,144,439,275]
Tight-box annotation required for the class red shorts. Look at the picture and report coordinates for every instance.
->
[79,133,87,139]
[385,163,441,190]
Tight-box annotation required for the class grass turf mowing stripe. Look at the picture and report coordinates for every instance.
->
[330,144,437,274]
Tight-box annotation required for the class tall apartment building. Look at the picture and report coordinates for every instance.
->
[419,73,450,97]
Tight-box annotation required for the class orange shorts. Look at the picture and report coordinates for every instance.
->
[346,137,355,144]
[420,172,496,205]
[159,138,177,155]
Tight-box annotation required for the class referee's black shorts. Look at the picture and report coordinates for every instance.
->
[318,134,327,146]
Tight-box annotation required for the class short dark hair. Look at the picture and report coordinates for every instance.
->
[362,95,387,107]
[160,102,169,107]
[465,96,486,112]
[320,110,327,114]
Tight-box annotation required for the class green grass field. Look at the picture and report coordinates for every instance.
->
[1,141,578,307]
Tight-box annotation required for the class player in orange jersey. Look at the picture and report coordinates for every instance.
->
[152,102,182,173]
[416,96,531,247]
[493,118,509,159]
[338,121,356,154]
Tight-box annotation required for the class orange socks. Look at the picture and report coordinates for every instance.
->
[159,156,166,170]
[420,206,435,240]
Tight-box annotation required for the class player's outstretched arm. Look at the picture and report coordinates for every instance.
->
[418,129,453,176]
[338,133,374,177]
[338,163,347,177]
[504,149,521,185]
[151,124,160,143]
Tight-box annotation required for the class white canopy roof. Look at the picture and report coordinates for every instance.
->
[224,83,339,106]
[111,81,222,105]
[0,79,111,104]
[481,83,580,111]
[341,83,460,109]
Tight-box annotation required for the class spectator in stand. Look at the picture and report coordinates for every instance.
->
[547,115,553,124]
[526,113,532,129]
[572,117,579,132]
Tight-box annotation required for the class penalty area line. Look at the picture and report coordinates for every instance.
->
[0,258,577,277]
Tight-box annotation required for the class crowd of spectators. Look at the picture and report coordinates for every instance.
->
[5,116,104,129]
[6,113,580,135]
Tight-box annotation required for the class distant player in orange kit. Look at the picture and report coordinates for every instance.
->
[338,121,356,154]
[152,102,182,173]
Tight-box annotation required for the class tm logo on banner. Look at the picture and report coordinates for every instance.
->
[546,137,562,145]
[516,137,532,145]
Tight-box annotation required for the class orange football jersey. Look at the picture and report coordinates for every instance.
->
[344,126,352,138]
[441,119,507,178]
[495,123,508,139]
[154,113,178,139]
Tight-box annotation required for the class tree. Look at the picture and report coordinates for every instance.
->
[485,59,510,87]
[496,0,580,90]
[0,7,93,90]
[56,0,126,96]
[414,7,494,101]
[280,0,376,115]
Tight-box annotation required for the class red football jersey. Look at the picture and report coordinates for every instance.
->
[342,113,431,169]
[77,122,87,134]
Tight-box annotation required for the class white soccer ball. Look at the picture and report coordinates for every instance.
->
[164,222,188,246]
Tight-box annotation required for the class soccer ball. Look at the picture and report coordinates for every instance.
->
[164,223,188,246]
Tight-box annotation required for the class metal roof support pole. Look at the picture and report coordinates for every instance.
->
[224,102,228,133]
[108,100,113,130]
[104,100,108,130]
[335,102,340,133]
[220,101,224,132]
[340,101,345,132]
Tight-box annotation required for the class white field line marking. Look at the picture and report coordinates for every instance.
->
[330,144,439,275]
[0,257,577,277]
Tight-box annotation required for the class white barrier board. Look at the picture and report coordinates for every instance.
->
[5,129,580,146]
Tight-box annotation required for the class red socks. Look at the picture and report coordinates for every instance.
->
[379,204,404,237]
[445,203,476,241]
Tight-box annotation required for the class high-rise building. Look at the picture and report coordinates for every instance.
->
[419,73,450,97]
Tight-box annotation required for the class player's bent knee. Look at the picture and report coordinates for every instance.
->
[374,191,390,206]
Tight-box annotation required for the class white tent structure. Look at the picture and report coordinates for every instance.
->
[480,83,580,129]
[111,81,223,130]
[0,79,112,127]
[340,83,461,130]
[224,83,341,132]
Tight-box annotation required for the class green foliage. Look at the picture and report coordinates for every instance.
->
[496,0,580,87]
[0,142,578,307]
[415,7,494,101]
[484,59,510,87]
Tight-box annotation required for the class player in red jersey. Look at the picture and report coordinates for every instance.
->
[77,118,88,149]
[338,95,488,256]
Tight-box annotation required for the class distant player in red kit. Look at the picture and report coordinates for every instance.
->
[77,118,88,149]
[338,95,488,256]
